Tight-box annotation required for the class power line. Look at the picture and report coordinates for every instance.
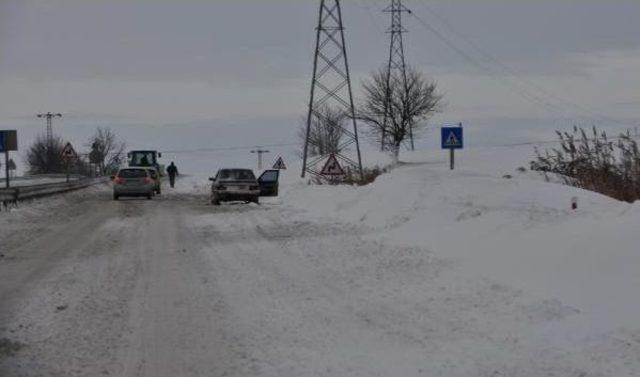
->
[412,0,630,129]
[162,142,298,155]
[407,12,585,127]
[351,0,386,35]
[352,0,580,127]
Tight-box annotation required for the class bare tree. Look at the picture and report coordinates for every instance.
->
[298,105,348,157]
[26,134,66,174]
[358,66,443,163]
[87,127,126,175]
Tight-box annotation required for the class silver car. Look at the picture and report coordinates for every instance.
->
[112,168,155,200]
[209,169,261,205]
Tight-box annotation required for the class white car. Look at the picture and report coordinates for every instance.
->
[208,169,280,205]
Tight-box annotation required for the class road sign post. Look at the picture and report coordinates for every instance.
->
[273,157,287,170]
[251,148,270,171]
[441,124,464,171]
[61,142,78,183]
[320,154,346,184]
[450,148,455,170]
[0,130,18,188]
[4,150,8,188]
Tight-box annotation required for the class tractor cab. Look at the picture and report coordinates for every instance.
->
[128,150,164,176]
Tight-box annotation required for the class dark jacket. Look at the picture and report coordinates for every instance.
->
[167,165,178,176]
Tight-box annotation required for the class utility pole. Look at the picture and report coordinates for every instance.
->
[251,148,270,171]
[37,112,62,145]
[302,0,363,180]
[381,0,413,151]
[37,112,62,173]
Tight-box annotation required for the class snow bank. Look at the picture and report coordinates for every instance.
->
[182,144,640,376]
[283,145,640,333]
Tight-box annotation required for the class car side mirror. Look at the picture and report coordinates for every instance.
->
[209,177,215,182]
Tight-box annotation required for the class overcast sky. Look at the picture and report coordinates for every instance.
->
[1,0,639,156]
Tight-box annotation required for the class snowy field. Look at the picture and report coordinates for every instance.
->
[167,145,640,375]
[1,143,639,376]
[183,145,640,375]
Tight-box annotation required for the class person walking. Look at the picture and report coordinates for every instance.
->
[166,162,179,188]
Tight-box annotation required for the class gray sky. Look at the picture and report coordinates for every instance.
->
[1,0,639,155]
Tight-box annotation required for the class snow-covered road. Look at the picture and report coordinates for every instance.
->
[1,156,639,376]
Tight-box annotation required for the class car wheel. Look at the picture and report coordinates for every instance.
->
[147,193,153,200]
[252,197,260,205]
[113,193,119,200]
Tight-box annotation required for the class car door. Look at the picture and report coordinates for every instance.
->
[258,170,280,197]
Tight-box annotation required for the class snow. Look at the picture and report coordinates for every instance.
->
[282,146,640,331]
[169,144,640,373]
[265,144,639,374]
[2,143,639,376]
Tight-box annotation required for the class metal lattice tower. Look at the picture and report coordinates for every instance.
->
[381,0,413,150]
[37,112,62,145]
[302,0,363,179]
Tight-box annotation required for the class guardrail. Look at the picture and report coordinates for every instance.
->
[0,178,107,207]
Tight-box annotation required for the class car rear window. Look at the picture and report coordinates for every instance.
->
[119,169,147,178]
[219,169,256,180]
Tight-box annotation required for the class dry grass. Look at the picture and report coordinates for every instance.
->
[531,126,640,203]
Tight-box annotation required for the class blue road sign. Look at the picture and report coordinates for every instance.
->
[441,127,463,149]
[0,131,5,152]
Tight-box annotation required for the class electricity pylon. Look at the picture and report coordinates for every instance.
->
[381,0,413,150]
[302,0,363,179]
[37,112,62,145]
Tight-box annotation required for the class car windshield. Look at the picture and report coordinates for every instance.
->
[119,169,147,178]
[218,169,255,181]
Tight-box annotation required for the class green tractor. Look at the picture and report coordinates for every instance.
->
[127,150,165,176]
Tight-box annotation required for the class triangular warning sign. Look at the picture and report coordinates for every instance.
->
[61,142,77,159]
[444,132,460,147]
[320,154,345,176]
[273,157,287,170]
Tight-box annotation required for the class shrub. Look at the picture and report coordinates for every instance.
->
[531,126,640,202]
[310,166,388,186]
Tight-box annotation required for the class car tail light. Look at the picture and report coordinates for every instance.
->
[114,177,125,184]
[143,177,153,184]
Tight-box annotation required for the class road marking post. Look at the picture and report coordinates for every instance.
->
[0,130,18,188]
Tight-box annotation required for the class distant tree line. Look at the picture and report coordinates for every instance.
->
[26,127,126,176]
